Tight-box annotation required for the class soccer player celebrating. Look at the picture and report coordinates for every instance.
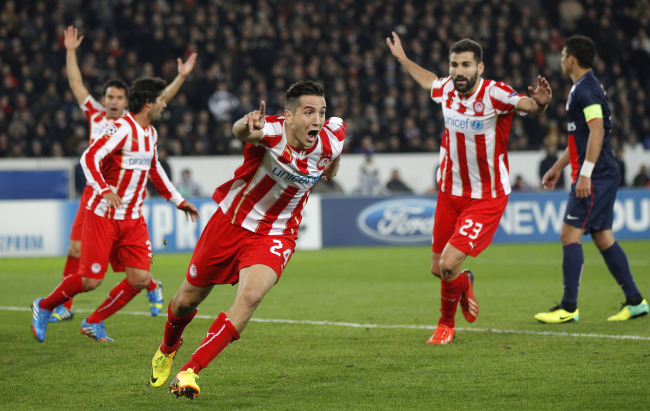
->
[48,26,197,322]
[386,32,551,344]
[535,35,648,323]
[148,80,346,399]
[31,77,200,342]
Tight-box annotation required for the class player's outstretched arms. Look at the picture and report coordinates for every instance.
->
[518,75,552,114]
[164,53,198,104]
[386,31,438,90]
[233,101,266,144]
[64,26,90,105]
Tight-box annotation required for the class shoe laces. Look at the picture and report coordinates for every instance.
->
[154,352,170,367]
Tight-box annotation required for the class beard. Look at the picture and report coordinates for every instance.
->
[453,72,479,94]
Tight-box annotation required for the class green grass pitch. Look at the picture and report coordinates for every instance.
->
[1,241,649,409]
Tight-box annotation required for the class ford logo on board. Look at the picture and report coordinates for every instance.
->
[356,198,435,244]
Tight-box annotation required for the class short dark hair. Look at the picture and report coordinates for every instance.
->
[101,79,128,97]
[128,77,167,114]
[449,39,483,63]
[564,35,595,69]
[285,80,325,112]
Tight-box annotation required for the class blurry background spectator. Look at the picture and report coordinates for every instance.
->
[0,0,648,160]
[512,174,534,192]
[176,168,202,198]
[539,143,565,190]
[357,154,382,195]
[632,165,649,188]
[386,168,413,195]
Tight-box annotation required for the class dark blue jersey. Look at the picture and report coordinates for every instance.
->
[565,71,618,183]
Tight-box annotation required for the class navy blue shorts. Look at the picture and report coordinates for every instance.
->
[564,178,618,233]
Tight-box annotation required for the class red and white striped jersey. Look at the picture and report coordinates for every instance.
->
[80,95,126,146]
[214,115,346,237]
[80,112,185,220]
[432,77,525,199]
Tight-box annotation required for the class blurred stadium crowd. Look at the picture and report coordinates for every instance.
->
[0,0,649,159]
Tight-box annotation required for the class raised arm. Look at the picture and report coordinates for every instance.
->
[164,53,198,104]
[386,31,438,90]
[516,75,552,114]
[232,101,266,144]
[64,26,90,105]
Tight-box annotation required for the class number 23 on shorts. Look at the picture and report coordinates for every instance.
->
[459,219,483,240]
[269,239,293,270]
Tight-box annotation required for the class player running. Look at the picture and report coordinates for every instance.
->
[31,77,200,343]
[148,80,345,399]
[387,32,551,344]
[48,26,197,322]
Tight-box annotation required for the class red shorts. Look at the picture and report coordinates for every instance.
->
[70,185,94,241]
[79,212,152,279]
[432,191,508,257]
[186,210,296,287]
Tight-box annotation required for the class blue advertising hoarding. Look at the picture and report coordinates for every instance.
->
[321,190,650,247]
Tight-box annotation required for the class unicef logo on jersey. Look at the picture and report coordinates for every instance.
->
[470,120,484,131]
[445,115,484,131]
[356,199,435,244]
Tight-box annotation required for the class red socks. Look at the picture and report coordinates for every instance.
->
[86,278,140,323]
[40,274,86,311]
[146,274,157,292]
[61,256,80,309]
[160,305,198,354]
[438,274,468,328]
[180,312,240,374]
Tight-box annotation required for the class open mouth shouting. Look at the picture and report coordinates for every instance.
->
[307,129,319,144]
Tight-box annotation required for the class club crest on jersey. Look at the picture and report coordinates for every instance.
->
[91,263,102,274]
[473,101,484,114]
[278,145,293,164]
[317,155,332,170]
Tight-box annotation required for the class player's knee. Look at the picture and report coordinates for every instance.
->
[240,288,265,309]
[68,244,81,258]
[82,277,102,291]
[126,275,149,290]
[174,293,200,315]
[438,259,457,280]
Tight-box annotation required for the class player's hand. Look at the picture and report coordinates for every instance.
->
[178,201,200,222]
[177,53,198,78]
[541,168,560,191]
[321,157,341,181]
[528,75,552,108]
[575,176,592,198]
[64,26,83,50]
[243,101,266,134]
[386,31,407,61]
[103,191,122,209]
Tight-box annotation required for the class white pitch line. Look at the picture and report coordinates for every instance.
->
[6,306,649,341]
[473,258,649,266]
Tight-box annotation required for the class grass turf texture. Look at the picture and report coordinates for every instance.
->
[2,241,649,409]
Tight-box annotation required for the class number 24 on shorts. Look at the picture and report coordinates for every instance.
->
[269,239,292,269]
